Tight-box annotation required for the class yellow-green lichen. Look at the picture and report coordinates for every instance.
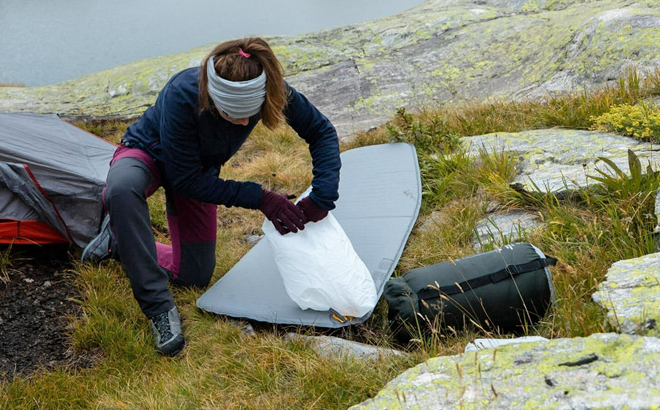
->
[352,334,660,409]
[1,0,656,142]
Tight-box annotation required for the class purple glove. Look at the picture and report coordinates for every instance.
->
[296,196,328,223]
[259,189,307,235]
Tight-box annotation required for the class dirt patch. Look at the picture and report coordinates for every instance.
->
[0,245,98,382]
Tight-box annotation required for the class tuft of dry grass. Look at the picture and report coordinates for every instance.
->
[73,119,132,145]
[0,245,15,284]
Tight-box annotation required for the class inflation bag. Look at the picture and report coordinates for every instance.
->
[263,210,378,318]
[384,243,556,338]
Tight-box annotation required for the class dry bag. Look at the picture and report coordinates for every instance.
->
[384,243,556,339]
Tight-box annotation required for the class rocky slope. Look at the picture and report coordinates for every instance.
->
[1,0,658,138]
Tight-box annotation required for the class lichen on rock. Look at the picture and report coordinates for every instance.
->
[1,0,659,139]
[463,129,660,193]
[593,253,660,336]
[350,333,660,409]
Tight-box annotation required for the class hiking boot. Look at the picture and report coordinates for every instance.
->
[150,306,186,357]
[81,214,116,264]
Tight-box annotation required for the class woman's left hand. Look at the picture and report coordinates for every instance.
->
[260,189,307,234]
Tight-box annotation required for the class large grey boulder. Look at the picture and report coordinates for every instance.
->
[350,333,660,409]
[1,0,659,138]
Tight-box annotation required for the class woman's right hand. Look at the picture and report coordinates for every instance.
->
[259,189,307,235]
[296,196,328,223]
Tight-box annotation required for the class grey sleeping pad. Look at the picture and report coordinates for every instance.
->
[197,143,422,328]
[384,243,556,338]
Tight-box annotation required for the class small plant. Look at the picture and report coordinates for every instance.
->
[386,108,461,152]
[590,101,660,142]
[0,245,14,284]
[589,149,660,200]
[418,145,474,209]
[586,149,660,258]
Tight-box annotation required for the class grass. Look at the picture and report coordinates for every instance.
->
[0,245,16,284]
[75,119,131,145]
[3,68,660,409]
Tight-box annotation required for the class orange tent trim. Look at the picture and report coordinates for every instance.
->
[0,220,69,245]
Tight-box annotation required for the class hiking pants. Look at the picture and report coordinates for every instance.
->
[103,146,217,318]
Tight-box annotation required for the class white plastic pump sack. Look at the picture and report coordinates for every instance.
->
[262,212,378,318]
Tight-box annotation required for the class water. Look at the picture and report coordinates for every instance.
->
[0,0,423,87]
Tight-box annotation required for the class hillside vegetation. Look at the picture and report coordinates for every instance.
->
[2,68,660,409]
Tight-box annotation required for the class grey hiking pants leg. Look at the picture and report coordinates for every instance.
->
[104,147,217,318]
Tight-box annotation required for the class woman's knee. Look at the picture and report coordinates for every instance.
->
[105,160,152,207]
[106,158,151,188]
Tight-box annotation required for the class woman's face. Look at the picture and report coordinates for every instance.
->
[218,109,250,126]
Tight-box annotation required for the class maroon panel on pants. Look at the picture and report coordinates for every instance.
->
[163,193,217,279]
[105,145,217,283]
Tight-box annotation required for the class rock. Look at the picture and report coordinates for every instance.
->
[417,209,450,232]
[242,323,256,338]
[463,129,660,193]
[463,128,660,248]
[285,333,407,361]
[227,319,257,337]
[655,189,660,232]
[464,336,548,352]
[245,234,263,246]
[1,0,659,139]
[473,210,541,250]
[350,333,660,409]
[592,253,660,336]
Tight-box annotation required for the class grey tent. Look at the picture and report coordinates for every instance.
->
[0,112,115,246]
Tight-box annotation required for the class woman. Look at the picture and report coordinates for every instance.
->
[81,37,341,357]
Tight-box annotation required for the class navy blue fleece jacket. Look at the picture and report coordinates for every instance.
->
[122,67,341,210]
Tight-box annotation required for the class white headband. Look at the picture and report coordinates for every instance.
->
[206,57,266,118]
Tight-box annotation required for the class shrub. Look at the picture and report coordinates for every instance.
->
[386,108,461,152]
[590,101,660,142]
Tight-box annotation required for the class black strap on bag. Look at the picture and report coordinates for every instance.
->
[416,256,557,300]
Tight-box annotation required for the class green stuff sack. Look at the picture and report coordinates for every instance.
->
[384,243,556,339]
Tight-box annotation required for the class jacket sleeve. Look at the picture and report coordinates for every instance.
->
[284,86,341,210]
[159,84,263,209]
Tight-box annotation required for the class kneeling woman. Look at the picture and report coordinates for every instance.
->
[82,37,341,356]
